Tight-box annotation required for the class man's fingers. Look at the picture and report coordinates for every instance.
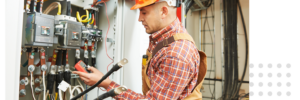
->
[87,67,98,73]
[80,76,89,83]
[73,71,90,78]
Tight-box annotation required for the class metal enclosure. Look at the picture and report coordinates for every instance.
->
[23,12,55,47]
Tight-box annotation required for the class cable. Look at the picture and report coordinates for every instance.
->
[43,2,61,15]
[85,85,88,100]
[43,71,46,100]
[103,2,114,72]
[94,13,96,26]
[55,93,58,100]
[30,73,36,100]
[59,90,63,100]
[234,0,249,99]
[46,90,49,100]
[71,59,127,100]
[90,13,94,25]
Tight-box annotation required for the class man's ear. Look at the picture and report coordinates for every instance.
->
[161,6,168,19]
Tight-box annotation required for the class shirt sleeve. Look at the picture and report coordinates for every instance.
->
[106,56,194,100]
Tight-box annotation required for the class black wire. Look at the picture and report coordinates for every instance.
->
[234,0,249,99]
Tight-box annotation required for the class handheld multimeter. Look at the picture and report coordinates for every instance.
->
[75,60,90,73]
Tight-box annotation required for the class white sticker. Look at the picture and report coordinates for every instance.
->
[58,80,70,92]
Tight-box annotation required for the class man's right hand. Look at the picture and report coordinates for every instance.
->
[72,67,112,89]
[93,0,110,6]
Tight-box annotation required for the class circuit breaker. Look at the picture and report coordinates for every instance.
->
[54,15,83,49]
[23,12,55,47]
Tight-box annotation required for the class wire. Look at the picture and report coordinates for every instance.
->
[43,2,61,15]
[235,0,249,99]
[80,15,92,23]
[103,2,114,72]
[85,85,88,100]
[90,13,95,25]
[77,10,91,23]
[46,90,49,100]
[30,73,36,100]
[94,13,96,26]
[55,93,58,100]
[43,71,46,100]
[59,90,63,100]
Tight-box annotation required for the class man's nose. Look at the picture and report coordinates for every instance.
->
[138,14,143,22]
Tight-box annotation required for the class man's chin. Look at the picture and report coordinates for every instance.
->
[145,29,154,34]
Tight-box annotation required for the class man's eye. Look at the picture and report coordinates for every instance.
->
[142,12,146,15]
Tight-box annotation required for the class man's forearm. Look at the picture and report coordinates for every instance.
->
[106,81,148,100]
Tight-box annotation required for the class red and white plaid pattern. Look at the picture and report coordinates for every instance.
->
[106,18,200,100]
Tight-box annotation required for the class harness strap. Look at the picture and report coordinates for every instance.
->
[151,33,195,58]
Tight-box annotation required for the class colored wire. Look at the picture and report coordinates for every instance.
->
[77,10,90,23]
[103,2,114,72]
[43,2,61,15]
[94,13,96,26]
[76,11,82,22]
[79,15,92,23]
[87,13,91,24]
[90,13,94,25]
[55,93,58,100]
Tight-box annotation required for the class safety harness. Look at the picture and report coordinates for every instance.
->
[142,33,207,100]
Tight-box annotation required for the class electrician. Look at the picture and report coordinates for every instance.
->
[73,0,206,99]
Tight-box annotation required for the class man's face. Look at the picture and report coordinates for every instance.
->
[138,5,161,34]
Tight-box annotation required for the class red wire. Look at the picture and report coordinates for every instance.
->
[104,2,114,72]
[94,13,96,26]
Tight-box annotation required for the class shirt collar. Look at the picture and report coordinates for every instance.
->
[150,18,180,41]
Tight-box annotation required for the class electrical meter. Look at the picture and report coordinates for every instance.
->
[54,15,83,49]
[23,12,55,47]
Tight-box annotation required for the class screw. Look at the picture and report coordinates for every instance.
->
[35,78,40,83]
[28,65,35,72]
[20,79,26,85]
[35,87,42,93]
[20,89,26,96]
[41,65,47,71]
[41,56,45,59]
[30,55,34,59]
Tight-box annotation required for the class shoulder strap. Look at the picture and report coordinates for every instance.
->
[152,33,195,57]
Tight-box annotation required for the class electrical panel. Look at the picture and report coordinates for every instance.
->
[18,0,109,100]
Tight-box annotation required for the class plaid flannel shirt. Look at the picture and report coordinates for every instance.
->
[106,18,200,100]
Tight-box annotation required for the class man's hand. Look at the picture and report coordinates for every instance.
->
[72,67,112,89]
[93,0,110,6]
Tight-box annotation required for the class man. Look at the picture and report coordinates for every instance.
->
[73,0,202,99]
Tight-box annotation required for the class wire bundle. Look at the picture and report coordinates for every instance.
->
[185,0,213,15]
[221,0,246,99]
[43,2,61,15]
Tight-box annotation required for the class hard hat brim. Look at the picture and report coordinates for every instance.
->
[130,0,156,10]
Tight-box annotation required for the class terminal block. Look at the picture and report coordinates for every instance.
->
[23,12,55,47]
[81,26,102,47]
